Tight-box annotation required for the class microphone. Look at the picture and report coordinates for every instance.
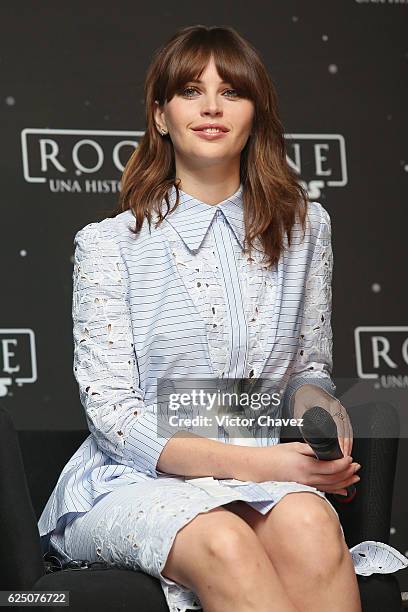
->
[299,405,357,503]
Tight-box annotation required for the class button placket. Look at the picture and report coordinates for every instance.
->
[237,250,268,380]
[211,211,249,381]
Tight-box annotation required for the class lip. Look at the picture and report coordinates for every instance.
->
[192,124,229,132]
[192,129,228,140]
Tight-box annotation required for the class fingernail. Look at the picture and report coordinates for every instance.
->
[355,464,361,471]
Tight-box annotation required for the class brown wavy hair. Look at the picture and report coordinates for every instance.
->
[110,24,309,269]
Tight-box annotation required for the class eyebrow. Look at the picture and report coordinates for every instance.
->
[187,79,232,85]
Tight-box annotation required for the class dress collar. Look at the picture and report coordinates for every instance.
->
[159,183,245,252]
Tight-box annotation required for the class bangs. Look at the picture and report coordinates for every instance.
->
[157,29,258,103]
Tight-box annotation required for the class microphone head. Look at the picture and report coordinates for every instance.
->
[301,405,337,443]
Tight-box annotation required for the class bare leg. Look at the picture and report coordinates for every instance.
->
[162,506,299,612]
[227,494,362,612]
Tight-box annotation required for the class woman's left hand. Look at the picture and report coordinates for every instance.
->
[292,384,356,496]
[292,384,354,458]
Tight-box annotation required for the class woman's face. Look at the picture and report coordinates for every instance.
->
[154,55,254,170]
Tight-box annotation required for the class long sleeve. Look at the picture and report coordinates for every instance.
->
[282,203,337,418]
[72,222,175,478]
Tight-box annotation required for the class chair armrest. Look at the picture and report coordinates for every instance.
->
[0,406,45,589]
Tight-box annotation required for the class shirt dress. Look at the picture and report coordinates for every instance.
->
[39,183,408,612]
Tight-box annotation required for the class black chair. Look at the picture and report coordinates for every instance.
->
[0,403,404,611]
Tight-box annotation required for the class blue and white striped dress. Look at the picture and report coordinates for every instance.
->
[39,183,407,612]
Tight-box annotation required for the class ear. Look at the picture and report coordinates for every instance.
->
[154,100,165,130]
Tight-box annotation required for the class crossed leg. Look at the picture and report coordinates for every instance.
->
[162,505,298,611]
[225,492,362,612]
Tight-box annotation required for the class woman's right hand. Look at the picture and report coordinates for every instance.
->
[235,442,361,495]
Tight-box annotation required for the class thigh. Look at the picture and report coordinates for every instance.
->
[225,492,344,554]
[58,480,260,585]
[257,492,347,580]
[162,504,257,590]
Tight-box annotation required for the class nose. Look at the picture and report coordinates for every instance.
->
[200,93,223,117]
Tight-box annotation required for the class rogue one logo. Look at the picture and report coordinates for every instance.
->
[354,326,408,388]
[0,329,37,397]
[21,128,144,194]
[22,129,348,198]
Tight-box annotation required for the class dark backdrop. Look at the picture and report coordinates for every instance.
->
[1,0,407,591]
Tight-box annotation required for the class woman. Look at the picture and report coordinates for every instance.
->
[38,25,407,612]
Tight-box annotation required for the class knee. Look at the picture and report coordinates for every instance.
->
[301,505,345,569]
[205,522,261,569]
[275,496,345,573]
[299,501,343,540]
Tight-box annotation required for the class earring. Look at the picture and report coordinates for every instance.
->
[159,127,167,136]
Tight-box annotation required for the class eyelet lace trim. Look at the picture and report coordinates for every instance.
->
[295,208,334,373]
[237,238,278,380]
[72,223,145,462]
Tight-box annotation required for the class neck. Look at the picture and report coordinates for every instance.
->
[174,164,241,206]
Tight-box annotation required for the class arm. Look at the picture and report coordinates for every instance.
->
[281,203,337,419]
[73,221,249,479]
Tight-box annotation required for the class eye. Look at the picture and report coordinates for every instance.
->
[180,87,239,98]
[182,87,198,98]
[223,89,239,98]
